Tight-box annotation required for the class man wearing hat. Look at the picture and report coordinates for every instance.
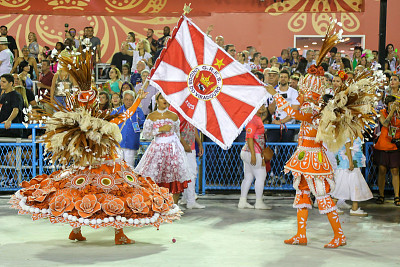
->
[0,36,14,76]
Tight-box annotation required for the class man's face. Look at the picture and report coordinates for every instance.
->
[215,36,224,47]
[137,61,146,72]
[42,62,49,72]
[163,26,170,36]
[290,78,298,89]
[146,29,153,38]
[227,46,236,58]
[279,73,289,86]
[267,73,279,85]
[69,29,76,38]
[260,59,268,69]
[372,51,378,60]
[123,94,134,109]
[0,77,12,90]
[0,27,7,36]
[282,50,289,59]
[87,27,94,37]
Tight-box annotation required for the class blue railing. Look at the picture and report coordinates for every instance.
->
[0,124,391,194]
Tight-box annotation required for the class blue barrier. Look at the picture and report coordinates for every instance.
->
[0,124,393,194]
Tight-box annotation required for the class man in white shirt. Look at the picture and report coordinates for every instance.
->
[0,37,13,76]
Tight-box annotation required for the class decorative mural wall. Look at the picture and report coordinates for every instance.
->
[0,0,398,62]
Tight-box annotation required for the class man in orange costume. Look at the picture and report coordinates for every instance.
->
[265,65,346,248]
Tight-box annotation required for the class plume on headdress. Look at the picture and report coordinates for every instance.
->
[27,48,125,169]
[315,19,343,67]
[315,70,384,152]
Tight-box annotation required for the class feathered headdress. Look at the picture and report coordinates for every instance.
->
[315,69,384,152]
[299,19,343,98]
[28,48,123,169]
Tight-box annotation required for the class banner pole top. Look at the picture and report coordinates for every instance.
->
[183,3,192,16]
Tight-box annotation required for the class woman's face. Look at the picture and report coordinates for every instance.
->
[23,64,31,73]
[13,74,21,86]
[121,84,131,92]
[387,45,394,54]
[141,72,149,81]
[109,69,116,79]
[99,94,108,105]
[292,51,298,58]
[122,66,129,75]
[360,57,367,66]
[56,43,62,50]
[332,76,342,88]
[28,32,34,41]
[126,34,134,43]
[156,94,169,110]
[354,49,361,58]
[111,94,121,105]
[137,40,144,50]
[390,76,400,89]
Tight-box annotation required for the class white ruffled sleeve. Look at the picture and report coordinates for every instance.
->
[172,119,181,138]
[142,119,158,140]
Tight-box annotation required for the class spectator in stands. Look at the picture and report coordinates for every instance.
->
[37,59,54,112]
[130,60,146,86]
[374,96,400,206]
[105,67,122,95]
[110,92,122,109]
[237,51,251,71]
[11,46,38,79]
[265,66,280,89]
[40,46,51,62]
[215,35,224,48]
[372,50,379,62]
[295,57,308,76]
[86,26,101,63]
[13,73,35,106]
[113,90,144,167]
[157,26,171,49]
[68,28,80,48]
[225,44,236,58]
[246,46,256,60]
[18,61,34,91]
[110,42,133,73]
[269,56,278,68]
[328,47,337,66]
[135,69,158,116]
[289,48,300,68]
[386,74,399,97]
[129,39,152,72]
[250,52,262,71]
[0,74,23,137]
[27,32,39,63]
[0,37,14,76]
[289,74,299,90]
[385,44,399,72]
[277,49,290,66]
[305,49,316,71]
[342,57,352,71]
[120,81,135,97]
[352,46,363,70]
[120,63,131,82]
[260,56,268,70]
[146,29,158,55]
[359,56,369,69]
[0,25,18,59]
[124,32,135,51]
[50,68,76,107]
[98,91,110,111]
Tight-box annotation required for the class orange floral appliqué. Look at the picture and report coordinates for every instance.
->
[74,194,102,218]
[28,187,56,202]
[126,194,149,214]
[102,198,125,216]
[49,194,75,217]
[152,194,168,213]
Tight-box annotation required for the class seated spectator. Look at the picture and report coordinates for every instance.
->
[110,92,122,109]
[135,69,158,116]
[225,44,236,58]
[39,46,51,62]
[237,51,251,71]
[253,71,264,82]
[120,63,131,82]
[11,46,38,79]
[50,68,77,108]
[27,32,39,63]
[0,74,23,138]
[260,56,268,70]
[277,49,290,66]
[98,91,110,111]
[130,60,146,86]
[13,73,35,106]
[105,67,122,95]
[0,37,14,76]
[269,56,278,68]
[110,42,133,73]
[289,74,299,90]
[113,90,145,167]
[120,81,135,98]
[305,49,316,71]
[37,59,54,112]
[129,39,152,72]
[295,57,308,76]
[289,48,300,68]
[17,61,34,90]
[215,35,224,48]
[249,52,262,71]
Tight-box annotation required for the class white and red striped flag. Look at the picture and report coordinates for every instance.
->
[149,15,268,149]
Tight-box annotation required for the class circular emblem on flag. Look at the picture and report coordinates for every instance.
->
[187,65,223,101]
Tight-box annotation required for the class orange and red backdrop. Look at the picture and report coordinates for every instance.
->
[0,0,398,62]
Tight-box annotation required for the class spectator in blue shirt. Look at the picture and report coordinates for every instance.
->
[112,90,145,167]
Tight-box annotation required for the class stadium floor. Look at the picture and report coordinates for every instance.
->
[1,194,399,267]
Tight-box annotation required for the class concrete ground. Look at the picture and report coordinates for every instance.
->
[1,193,400,267]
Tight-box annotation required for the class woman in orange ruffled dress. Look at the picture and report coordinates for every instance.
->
[9,49,181,245]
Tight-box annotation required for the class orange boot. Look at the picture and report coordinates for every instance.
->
[69,227,86,241]
[115,228,135,245]
[324,210,346,248]
[284,208,308,245]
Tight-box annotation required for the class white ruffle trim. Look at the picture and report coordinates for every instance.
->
[293,204,312,209]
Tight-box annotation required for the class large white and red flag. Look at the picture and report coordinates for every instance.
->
[149,15,268,149]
